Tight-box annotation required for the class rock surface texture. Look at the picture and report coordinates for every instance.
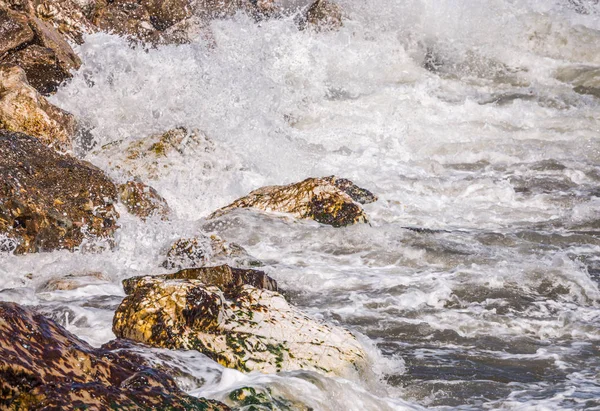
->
[0,65,75,150]
[113,266,367,377]
[211,176,375,227]
[0,130,119,253]
[118,180,171,220]
[0,302,230,410]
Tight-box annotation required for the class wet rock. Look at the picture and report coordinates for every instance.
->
[4,45,69,94]
[118,180,171,220]
[38,271,109,292]
[210,177,374,227]
[0,302,230,410]
[555,65,600,99]
[123,264,278,295]
[163,235,263,269]
[99,127,215,180]
[0,64,75,150]
[298,0,343,31]
[0,130,119,253]
[0,6,34,56]
[0,3,82,94]
[30,0,96,44]
[323,175,378,204]
[113,271,367,377]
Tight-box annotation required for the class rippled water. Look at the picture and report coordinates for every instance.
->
[2,0,600,409]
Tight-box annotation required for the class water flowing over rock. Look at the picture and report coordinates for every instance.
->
[210,177,374,227]
[0,65,75,150]
[0,302,230,410]
[163,235,263,269]
[555,65,600,99]
[118,180,171,220]
[113,267,368,377]
[0,130,119,253]
[98,127,215,180]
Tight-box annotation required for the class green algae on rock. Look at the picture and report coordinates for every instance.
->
[113,268,367,378]
[210,177,375,227]
[0,302,230,410]
[0,130,119,253]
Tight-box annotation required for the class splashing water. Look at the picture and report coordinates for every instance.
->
[2,0,600,409]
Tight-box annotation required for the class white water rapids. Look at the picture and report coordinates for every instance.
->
[2,0,600,409]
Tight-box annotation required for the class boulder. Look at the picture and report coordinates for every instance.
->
[0,302,230,410]
[4,45,69,94]
[0,130,119,253]
[118,180,171,220]
[210,177,375,227]
[163,235,263,269]
[0,64,75,150]
[0,6,34,56]
[113,267,368,377]
[0,3,82,94]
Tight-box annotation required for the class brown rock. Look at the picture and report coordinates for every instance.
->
[0,302,230,410]
[30,0,96,44]
[28,15,81,73]
[113,274,368,376]
[118,180,171,220]
[0,130,119,253]
[0,6,34,56]
[0,64,75,150]
[123,264,278,296]
[299,0,343,31]
[4,45,68,94]
[210,177,373,227]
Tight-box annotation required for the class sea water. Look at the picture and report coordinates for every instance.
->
[2,0,600,409]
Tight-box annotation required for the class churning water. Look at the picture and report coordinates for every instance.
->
[2,0,600,409]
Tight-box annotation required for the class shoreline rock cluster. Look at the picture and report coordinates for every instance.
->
[0,0,370,409]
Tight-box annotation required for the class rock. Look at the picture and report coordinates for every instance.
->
[30,0,96,44]
[298,0,343,31]
[0,64,76,150]
[555,65,600,99]
[323,175,378,204]
[0,6,34,56]
[163,235,263,269]
[0,302,230,410]
[123,264,278,295]
[113,268,367,377]
[0,3,82,94]
[0,130,119,253]
[38,271,109,292]
[210,177,374,227]
[98,127,215,180]
[4,45,69,94]
[118,180,171,220]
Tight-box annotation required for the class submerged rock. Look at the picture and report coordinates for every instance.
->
[113,267,367,377]
[99,127,215,180]
[210,177,374,227]
[555,65,600,99]
[0,131,119,253]
[163,235,262,269]
[0,302,230,410]
[118,180,171,220]
[0,64,75,150]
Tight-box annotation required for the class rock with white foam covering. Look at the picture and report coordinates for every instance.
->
[113,267,368,377]
[210,176,376,227]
